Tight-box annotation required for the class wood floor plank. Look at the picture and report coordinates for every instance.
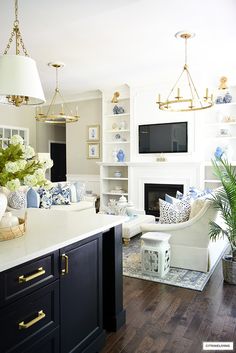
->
[102,261,236,353]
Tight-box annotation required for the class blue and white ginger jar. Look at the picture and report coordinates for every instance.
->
[117,149,125,162]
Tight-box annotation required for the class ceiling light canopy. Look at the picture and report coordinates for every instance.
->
[157,31,213,112]
[0,0,45,107]
[35,62,79,124]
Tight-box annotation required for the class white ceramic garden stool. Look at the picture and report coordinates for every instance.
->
[141,232,171,278]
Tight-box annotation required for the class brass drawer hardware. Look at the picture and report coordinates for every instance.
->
[18,310,46,330]
[18,267,46,283]
[61,254,69,275]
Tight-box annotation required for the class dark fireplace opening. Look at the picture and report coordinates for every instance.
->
[144,183,184,218]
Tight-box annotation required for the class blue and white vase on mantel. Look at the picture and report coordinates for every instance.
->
[117,149,125,162]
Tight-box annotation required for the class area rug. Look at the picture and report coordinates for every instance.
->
[123,235,225,291]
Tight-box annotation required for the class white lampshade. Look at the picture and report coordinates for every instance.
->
[0,55,45,105]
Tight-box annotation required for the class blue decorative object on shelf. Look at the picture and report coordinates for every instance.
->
[117,149,125,162]
[113,105,119,114]
[117,106,125,114]
[214,146,224,159]
[215,95,224,104]
[223,91,232,104]
[113,105,125,114]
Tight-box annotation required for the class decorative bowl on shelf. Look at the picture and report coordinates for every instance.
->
[114,170,122,178]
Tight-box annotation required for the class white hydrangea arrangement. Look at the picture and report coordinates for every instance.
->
[0,135,53,191]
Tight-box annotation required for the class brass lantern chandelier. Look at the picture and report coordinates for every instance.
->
[0,0,45,106]
[35,62,79,124]
[157,31,214,112]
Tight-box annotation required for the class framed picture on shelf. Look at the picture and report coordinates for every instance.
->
[87,125,100,141]
[87,143,100,159]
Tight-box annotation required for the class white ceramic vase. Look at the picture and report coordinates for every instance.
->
[0,192,7,222]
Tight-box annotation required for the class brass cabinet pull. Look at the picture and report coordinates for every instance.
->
[61,254,69,275]
[18,267,46,283]
[18,310,46,330]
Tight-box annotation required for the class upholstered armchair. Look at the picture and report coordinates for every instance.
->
[141,200,228,272]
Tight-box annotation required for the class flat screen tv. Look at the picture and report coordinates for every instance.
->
[139,122,188,153]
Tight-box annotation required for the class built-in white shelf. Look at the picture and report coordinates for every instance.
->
[98,162,129,166]
[102,177,128,181]
[214,102,236,109]
[209,136,236,140]
[104,141,130,144]
[206,122,236,126]
[105,98,129,103]
[101,86,130,209]
[105,129,130,133]
[102,192,128,196]
[204,179,221,183]
[104,113,130,118]
[204,161,236,166]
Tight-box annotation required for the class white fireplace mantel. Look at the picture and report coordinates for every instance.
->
[128,161,202,209]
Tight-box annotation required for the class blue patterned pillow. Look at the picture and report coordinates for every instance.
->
[37,188,52,209]
[159,198,191,224]
[51,185,71,205]
[165,194,175,204]
[176,187,212,202]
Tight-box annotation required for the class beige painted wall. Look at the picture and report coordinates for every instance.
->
[36,123,66,153]
[66,98,102,175]
[0,105,36,148]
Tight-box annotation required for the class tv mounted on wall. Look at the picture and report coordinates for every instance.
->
[139,122,188,154]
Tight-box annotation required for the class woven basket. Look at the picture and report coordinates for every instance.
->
[0,218,26,242]
[222,256,236,284]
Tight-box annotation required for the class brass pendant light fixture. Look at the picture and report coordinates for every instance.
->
[35,62,79,124]
[0,0,45,106]
[157,31,214,112]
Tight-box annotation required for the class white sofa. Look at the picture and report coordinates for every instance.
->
[6,182,96,217]
[141,200,229,272]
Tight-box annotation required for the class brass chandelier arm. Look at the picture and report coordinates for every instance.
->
[166,67,185,101]
[46,90,58,116]
[186,68,203,107]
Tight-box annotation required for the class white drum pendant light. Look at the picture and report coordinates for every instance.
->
[0,0,45,106]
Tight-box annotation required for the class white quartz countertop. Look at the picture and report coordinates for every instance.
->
[0,209,125,272]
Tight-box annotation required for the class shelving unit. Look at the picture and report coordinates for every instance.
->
[202,86,236,189]
[0,125,29,149]
[99,86,131,209]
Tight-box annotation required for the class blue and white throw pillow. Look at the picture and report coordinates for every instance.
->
[51,185,71,205]
[27,188,40,208]
[165,194,176,204]
[74,181,86,202]
[176,187,212,203]
[159,198,191,224]
[37,188,52,209]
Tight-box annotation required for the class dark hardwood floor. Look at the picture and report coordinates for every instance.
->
[102,261,236,353]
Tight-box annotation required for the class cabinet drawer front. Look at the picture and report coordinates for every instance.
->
[0,251,59,306]
[0,281,59,353]
[20,328,59,353]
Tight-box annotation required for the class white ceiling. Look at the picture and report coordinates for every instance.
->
[0,0,236,101]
